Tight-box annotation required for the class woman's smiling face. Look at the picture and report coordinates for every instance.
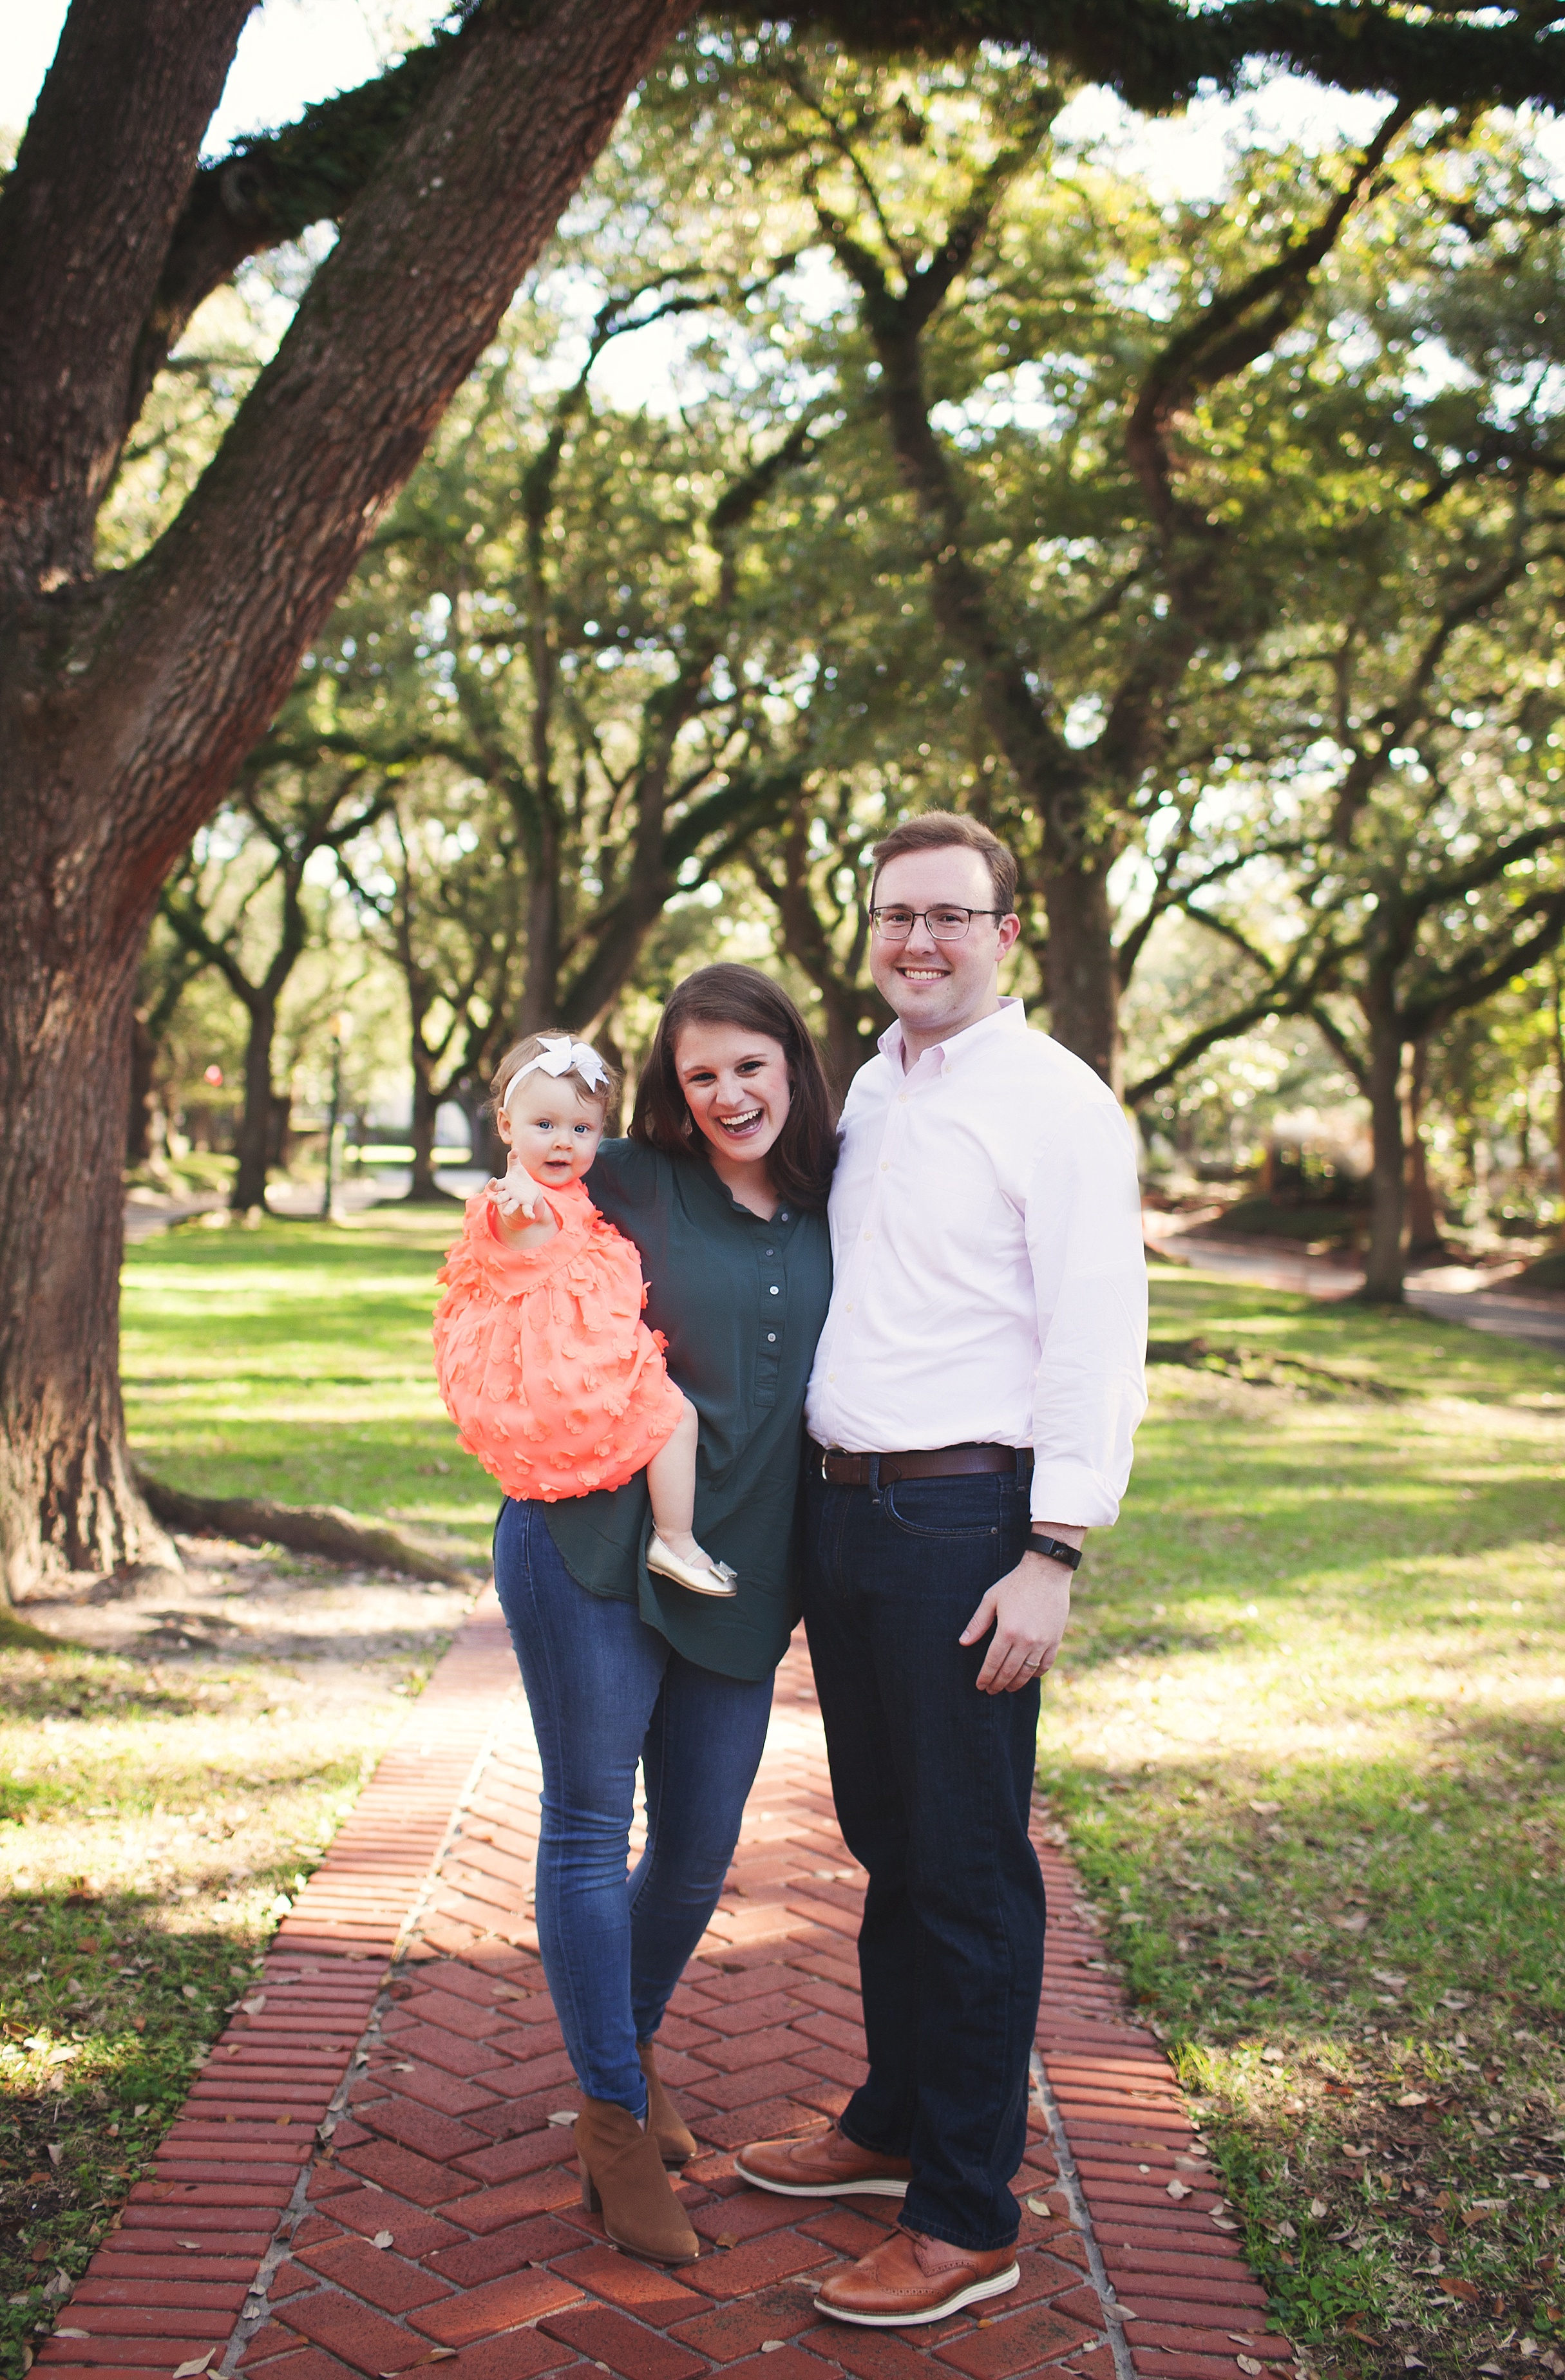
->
[674,1022,792,1173]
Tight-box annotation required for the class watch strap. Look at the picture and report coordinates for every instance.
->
[1027,1532,1082,1571]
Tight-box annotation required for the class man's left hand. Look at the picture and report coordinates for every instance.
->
[960,1550,1076,1695]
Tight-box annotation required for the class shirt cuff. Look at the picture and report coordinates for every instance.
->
[1030,1460,1121,1530]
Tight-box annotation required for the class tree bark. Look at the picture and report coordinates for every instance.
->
[0,0,699,1601]
[232,992,279,1214]
[0,940,181,1592]
[408,1064,444,1203]
[1040,858,1122,1095]
[128,1013,156,1166]
[1405,1037,1443,1256]
[1361,994,1408,1303]
[137,1472,478,1585]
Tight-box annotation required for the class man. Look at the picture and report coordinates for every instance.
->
[737,813,1147,2327]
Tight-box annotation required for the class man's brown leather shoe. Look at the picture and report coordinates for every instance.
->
[734,2120,911,2199]
[814,2227,1020,2326]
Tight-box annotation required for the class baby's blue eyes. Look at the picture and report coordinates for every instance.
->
[531,1119,594,1135]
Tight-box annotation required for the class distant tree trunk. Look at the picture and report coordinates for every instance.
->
[1361,996,1407,1302]
[1543,956,1553,1247]
[1405,1037,1443,1256]
[231,996,278,1213]
[128,1013,156,1166]
[408,1065,443,1202]
[1041,860,1122,1092]
[267,1086,292,1171]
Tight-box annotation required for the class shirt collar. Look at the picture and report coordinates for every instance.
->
[877,996,1027,1074]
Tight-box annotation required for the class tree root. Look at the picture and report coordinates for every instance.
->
[135,1473,482,1585]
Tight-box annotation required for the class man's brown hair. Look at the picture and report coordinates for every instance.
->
[869,811,1018,918]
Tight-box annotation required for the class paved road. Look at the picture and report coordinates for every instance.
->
[1159,1231,1565,1361]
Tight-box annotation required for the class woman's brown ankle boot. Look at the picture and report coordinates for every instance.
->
[639,2039,697,2166]
[575,2095,699,2264]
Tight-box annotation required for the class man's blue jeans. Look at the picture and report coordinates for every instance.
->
[493,1498,773,2117]
[800,1462,1045,2252]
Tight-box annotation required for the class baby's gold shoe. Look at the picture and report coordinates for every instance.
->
[646,1534,738,1598]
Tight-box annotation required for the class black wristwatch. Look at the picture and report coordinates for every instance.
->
[1027,1533,1083,1571]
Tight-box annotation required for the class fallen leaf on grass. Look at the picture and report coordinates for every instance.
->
[1309,2198,1329,2218]
[1441,1992,1472,2010]
[1396,2092,1429,2107]
[1439,2277,1479,2302]
[1333,1912,1369,1935]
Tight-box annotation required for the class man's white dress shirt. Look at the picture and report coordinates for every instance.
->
[805,1001,1148,1528]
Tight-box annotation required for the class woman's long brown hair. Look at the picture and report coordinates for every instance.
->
[629,964,839,1208]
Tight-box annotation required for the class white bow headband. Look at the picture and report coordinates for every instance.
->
[504,1036,609,1111]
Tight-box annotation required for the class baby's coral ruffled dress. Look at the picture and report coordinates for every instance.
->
[432,1184,685,1503]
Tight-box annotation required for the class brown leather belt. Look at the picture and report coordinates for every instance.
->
[814,1442,1033,1488]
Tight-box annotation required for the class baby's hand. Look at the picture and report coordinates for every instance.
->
[489,1153,541,1221]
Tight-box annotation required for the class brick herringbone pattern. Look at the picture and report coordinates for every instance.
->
[39,1597,1293,2380]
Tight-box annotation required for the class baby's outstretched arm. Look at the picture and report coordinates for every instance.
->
[486,1151,558,1246]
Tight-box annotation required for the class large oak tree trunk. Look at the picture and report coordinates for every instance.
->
[0,0,697,1600]
[0,925,180,1592]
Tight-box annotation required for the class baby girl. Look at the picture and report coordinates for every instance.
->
[432,1032,735,1595]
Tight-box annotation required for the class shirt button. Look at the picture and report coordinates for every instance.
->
[828,1372,836,1383]
[767,1332,777,1343]
[779,1211,789,1220]
[764,1247,775,1256]
[845,1303,853,1314]
[863,1231,872,1242]
[769,1285,779,1295]
[898,1093,908,1104]
[880,1161,889,1171]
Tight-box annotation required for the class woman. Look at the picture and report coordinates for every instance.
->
[491,964,835,2264]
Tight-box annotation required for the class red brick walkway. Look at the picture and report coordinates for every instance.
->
[39,1596,1294,2380]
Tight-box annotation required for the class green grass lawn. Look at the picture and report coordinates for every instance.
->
[120,1207,491,1560]
[1047,1265,1564,2380]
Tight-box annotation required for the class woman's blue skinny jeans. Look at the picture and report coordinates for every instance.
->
[492,1497,773,2118]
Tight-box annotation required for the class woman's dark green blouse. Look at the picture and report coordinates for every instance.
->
[540,1139,832,1682]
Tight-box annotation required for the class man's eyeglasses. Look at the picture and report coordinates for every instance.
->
[869,905,1001,943]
